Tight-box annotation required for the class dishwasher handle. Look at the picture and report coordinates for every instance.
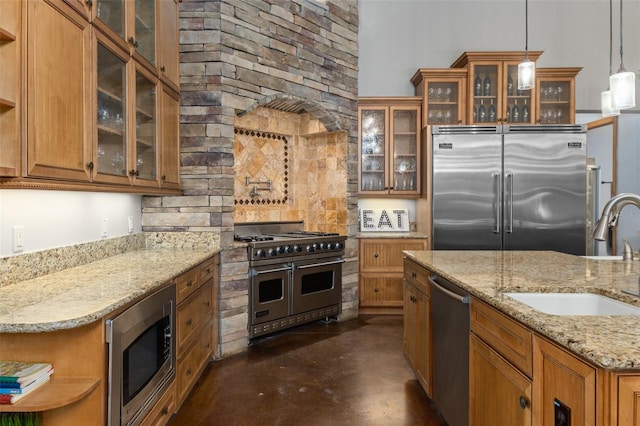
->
[428,275,470,304]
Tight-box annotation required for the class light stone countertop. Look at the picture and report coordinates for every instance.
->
[357,232,428,239]
[403,250,640,370]
[0,247,219,333]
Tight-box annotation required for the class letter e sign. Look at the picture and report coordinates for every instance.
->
[360,209,409,232]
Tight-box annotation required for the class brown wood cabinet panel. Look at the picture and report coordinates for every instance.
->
[26,0,92,181]
[470,334,532,426]
[616,375,640,426]
[175,265,200,303]
[360,274,403,307]
[176,280,213,355]
[0,0,21,176]
[140,380,176,426]
[160,86,180,189]
[176,317,214,406]
[533,336,597,425]
[470,298,533,378]
[157,0,179,91]
[360,238,427,272]
[403,276,431,396]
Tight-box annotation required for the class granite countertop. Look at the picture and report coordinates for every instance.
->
[0,247,219,333]
[403,250,640,370]
[357,232,429,239]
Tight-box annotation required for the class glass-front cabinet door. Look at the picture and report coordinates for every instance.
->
[470,63,501,124]
[359,107,387,193]
[390,107,420,193]
[358,100,421,197]
[132,66,158,185]
[503,63,534,124]
[94,34,130,185]
[535,68,580,124]
[411,68,466,126]
[95,0,125,40]
[133,0,155,66]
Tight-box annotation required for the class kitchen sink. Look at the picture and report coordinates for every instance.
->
[582,256,623,260]
[504,292,640,316]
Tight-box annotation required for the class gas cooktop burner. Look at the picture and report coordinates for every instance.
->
[234,235,275,242]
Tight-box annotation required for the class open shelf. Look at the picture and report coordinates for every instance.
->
[0,377,100,413]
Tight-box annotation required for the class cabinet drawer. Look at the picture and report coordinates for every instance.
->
[360,239,427,271]
[176,280,213,355]
[140,380,176,426]
[360,274,404,306]
[176,319,214,405]
[175,266,200,304]
[471,298,533,377]
[199,256,217,284]
[403,258,430,293]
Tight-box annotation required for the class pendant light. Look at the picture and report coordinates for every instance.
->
[517,0,535,90]
[602,0,620,116]
[609,0,635,110]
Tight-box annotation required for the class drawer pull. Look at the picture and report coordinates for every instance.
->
[161,406,169,416]
[187,368,192,376]
[374,288,379,293]
[519,395,529,409]
[205,300,211,307]
[186,318,192,326]
[186,280,194,287]
[206,267,211,274]
[411,272,417,278]
[374,253,379,258]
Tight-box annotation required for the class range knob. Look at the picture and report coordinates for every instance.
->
[268,248,278,257]
[293,245,302,253]
[255,249,266,258]
[284,245,293,253]
[306,245,315,253]
[335,242,343,250]
[319,242,327,250]
[312,243,320,251]
[277,246,285,254]
[328,243,336,250]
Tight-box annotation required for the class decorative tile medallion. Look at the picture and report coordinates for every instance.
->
[234,128,289,205]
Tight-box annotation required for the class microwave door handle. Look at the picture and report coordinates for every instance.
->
[492,172,501,234]
[295,259,345,269]
[506,172,514,234]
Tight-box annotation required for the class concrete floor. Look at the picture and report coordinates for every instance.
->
[169,315,446,426]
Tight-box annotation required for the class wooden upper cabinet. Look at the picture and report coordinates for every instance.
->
[535,68,581,125]
[26,0,92,181]
[412,68,467,126]
[160,87,181,189]
[358,98,421,197]
[451,51,543,125]
[130,63,160,187]
[157,0,180,91]
[0,0,21,176]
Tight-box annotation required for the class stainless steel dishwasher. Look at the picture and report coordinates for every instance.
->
[429,273,470,426]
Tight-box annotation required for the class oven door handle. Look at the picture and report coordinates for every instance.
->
[252,266,292,275]
[294,259,345,269]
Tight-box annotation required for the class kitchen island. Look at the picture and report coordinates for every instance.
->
[403,250,640,425]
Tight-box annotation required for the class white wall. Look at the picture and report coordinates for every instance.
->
[0,190,142,257]
[358,0,640,111]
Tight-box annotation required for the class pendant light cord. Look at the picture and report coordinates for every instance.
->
[618,0,624,70]
[525,0,529,53]
[609,0,613,76]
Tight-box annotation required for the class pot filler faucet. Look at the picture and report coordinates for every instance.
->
[592,193,640,261]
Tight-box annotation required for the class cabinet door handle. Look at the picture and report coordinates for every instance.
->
[374,288,379,293]
[129,169,139,177]
[374,253,379,258]
[85,0,93,7]
[186,280,193,287]
[187,368,192,376]
[161,65,166,72]
[128,36,139,48]
[411,272,417,278]
[162,174,167,181]
[161,406,169,416]
[519,395,530,409]
[186,318,192,326]
[87,161,94,171]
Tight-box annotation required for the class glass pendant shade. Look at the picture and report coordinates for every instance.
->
[601,90,620,117]
[518,60,535,90]
[609,70,636,109]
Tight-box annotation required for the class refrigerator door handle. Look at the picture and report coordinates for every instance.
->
[492,172,501,234]
[506,172,514,234]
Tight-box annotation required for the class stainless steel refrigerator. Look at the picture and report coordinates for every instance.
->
[431,124,587,255]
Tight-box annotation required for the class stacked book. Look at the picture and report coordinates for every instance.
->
[0,361,54,404]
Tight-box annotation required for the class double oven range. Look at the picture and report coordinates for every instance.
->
[235,222,347,339]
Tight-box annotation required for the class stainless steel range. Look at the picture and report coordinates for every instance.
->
[234,221,346,339]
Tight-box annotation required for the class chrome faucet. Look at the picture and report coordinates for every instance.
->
[592,193,640,260]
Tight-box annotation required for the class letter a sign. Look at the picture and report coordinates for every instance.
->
[360,209,409,232]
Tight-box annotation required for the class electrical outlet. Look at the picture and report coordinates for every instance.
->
[13,226,24,253]
[101,218,108,238]
[128,216,134,233]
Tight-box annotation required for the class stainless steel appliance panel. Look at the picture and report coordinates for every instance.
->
[432,126,503,250]
[429,274,470,426]
[503,127,586,255]
[291,258,343,315]
[250,263,291,325]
